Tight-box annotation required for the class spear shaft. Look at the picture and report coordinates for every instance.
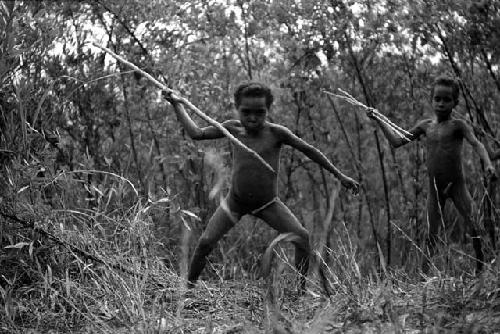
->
[91,43,276,174]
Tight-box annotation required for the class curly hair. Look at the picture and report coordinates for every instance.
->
[233,81,274,108]
[432,75,460,101]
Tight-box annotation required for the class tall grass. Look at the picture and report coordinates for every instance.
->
[1,168,183,333]
[1,164,499,333]
[261,221,500,334]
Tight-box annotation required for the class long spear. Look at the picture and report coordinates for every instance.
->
[322,89,412,142]
[90,43,276,174]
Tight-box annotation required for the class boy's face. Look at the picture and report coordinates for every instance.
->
[237,96,268,132]
[432,85,457,119]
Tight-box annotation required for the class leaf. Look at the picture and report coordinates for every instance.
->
[5,242,31,249]
[91,185,103,197]
[180,216,191,231]
[65,269,71,297]
[155,197,170,203]
[180,209,201,220]
[17,185,29,193]
[29,241,34,258]
[47,265,53,285]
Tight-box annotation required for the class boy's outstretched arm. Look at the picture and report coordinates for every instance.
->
[163,91,225,140]
[367,110,424,148]
[276,125,359,193]
[460,120,496,178]
[483,138,500,161]
[492,150,500,161]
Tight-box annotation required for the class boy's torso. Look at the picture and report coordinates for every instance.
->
[226,121,282,206]
[421,118,465,184]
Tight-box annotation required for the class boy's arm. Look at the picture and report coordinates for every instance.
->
[367,110,425,148]
[460,120,496,177]
[483,138,500,161]
[163,91,228,140]
[493,150,500,161]
[275,125,359,192]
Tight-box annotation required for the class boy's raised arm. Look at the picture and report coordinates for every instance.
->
[276,125,359,193]
[163,91,225,140]
[367,110,424,148]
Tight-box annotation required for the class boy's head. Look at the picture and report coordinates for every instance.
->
[234,82,274,109]
[234,82,273,132]
[431,75,459,117]
[431,75,460,101]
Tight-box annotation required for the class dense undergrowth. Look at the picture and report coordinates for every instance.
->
[1,174,499,333]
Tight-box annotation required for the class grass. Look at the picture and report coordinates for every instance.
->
[1,172,500,333]
[2,215,499,333]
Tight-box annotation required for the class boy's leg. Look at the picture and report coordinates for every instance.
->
[450,182,484,272]
[187,204,241,284]
[253,200,310,291]
[424,187,445,273]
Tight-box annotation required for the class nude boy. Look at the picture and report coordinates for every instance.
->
[163,82,359,290]
[368,76,495,272]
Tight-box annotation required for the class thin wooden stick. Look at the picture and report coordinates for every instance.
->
[323,89,412,142]
[337,88,412,139]
[90,43,276,174]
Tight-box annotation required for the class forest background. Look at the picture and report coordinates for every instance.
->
[1,0,500,333]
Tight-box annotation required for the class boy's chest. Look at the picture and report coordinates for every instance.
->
[426,122,461,144]
[233,129,280,155]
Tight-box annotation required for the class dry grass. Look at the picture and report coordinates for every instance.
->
[1,171,500,333]
[2,216,500,333]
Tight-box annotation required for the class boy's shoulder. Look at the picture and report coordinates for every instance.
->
[450,118,467,126]
[267,122,296,132]
[267,122,293,136]
[450,118,471,133]
[423,118,468,133]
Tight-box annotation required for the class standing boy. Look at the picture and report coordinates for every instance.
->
[367,75,495,272]
[163,82,359,290]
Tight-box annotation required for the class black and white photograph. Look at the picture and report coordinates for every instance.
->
[1,1,500,332]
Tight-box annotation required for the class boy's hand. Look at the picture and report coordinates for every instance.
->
[472,123,486,137]
[486,165,497,182]
[341,176,360,195]
[366,108,377,120]
[162,90,182,105]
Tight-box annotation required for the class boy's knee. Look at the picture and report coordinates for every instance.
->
[196,236,216,253]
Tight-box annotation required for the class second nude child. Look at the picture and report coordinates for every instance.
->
[368,75,495,272]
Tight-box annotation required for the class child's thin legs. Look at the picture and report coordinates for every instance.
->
[470,227,484,272]
[187,205,239,283]
[451,183,484,271]
[294,245,309,290]
[255,200,310,291]
[424,190,445,273]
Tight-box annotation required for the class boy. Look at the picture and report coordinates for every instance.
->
[163,82,359,290]
[367,75,495,272]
